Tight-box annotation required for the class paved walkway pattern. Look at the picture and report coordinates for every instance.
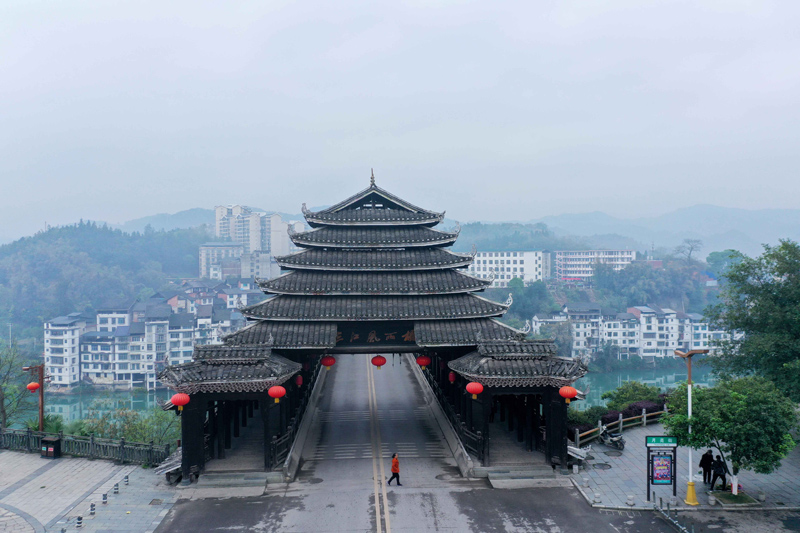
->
[0,449,178,532]
[575,422,800,510]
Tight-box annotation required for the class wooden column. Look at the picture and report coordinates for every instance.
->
[180,393,204,485]
[233,401,241,438]
[241,399,248,428]
[507,396,515,433]
[224,401,232,449]
[261,399,271,470]
[516,399,525,443]
[533,395,542,452]
[524,397,534,452]
[216,401,225,459]
[545,388,568,466]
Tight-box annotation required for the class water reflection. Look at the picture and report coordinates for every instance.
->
[42,389,172,423]
[573,366,715,409]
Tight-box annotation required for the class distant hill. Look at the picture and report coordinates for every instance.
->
[533,205,800,257]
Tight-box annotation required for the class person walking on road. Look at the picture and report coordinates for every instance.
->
[710,455,729,491]
[699,450,714,485]
[387,453,402,486]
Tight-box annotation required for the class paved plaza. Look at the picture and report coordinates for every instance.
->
[574,421,800,510]
[0,450,177,532]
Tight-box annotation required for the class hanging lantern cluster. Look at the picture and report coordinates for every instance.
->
[416,355,431,370]
[559,386,577,404]
[171,393,190,411]
[321,356,336,370]
[27,382,40,393]
[466,382,483,400]
[371,355,386,370]
[269,386,286,403]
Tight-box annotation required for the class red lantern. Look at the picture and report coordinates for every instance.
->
[27,382,40,393]
[371,355,386,370]
[416,355,431,370]
[466,382,483,400]
[448,371,456,384]
[268,386,286,403]
[559,386,578,404]
[295,375,303,388]
[321,356,336,370]
[171,393,190,411]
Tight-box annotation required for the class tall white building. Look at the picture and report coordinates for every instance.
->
[553,250,636,281]
[214,205,303,255]
[44,313,94,389]
[466,251,547,288]
[199,243,243,279]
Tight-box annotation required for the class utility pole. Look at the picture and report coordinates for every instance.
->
[675,349,709,506]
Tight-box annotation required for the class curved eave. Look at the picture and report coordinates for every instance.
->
[290,237,457,249]
[275,260,473,271]
[241,310,507,322]
[305,214,444,228]
[446,371,583,389]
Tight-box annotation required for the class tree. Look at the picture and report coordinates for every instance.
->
[0,341,34,429]
[538,320,573,358]
[601,380,661,411]
[674,239,703,262]
[705,249,741,280]
[662,378,797,494]
[705,240,800,401]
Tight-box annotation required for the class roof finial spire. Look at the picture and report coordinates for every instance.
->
[370,168,375,187]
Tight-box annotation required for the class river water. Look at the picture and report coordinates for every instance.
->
[30,365,713,424]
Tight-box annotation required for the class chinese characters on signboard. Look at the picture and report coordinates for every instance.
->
[335,323,416,346]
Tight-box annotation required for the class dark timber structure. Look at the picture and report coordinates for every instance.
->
[160,176,586,482]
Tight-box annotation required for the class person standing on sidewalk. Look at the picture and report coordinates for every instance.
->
[387,453,402,486]
[710,455,729,491]
[699,450,714,485]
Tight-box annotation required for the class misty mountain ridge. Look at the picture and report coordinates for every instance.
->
[32,204,800,258]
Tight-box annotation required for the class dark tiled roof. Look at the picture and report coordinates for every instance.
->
[192,344,273,363]
[242,294,507,321]
[224,321,338,348]
[276,248,473,271]
[260,270,490,295]
[290,226,458,248]
[449,347,587,388]
[312,184,440,216]
[157,353,301,394]
[477,340,557,357]
[414,318,524,346]
[306,208,444,227]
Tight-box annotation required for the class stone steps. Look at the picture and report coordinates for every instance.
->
[195,472,270,488]
[473,464,554,478]
[488,477,574,489]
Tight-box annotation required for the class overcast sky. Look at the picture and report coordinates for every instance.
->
[1,1,799,242]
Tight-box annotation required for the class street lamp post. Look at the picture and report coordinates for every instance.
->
[22,364,47,432]
[675,349,709,506]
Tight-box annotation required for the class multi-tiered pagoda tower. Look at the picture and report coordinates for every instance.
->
[160,177,585,482]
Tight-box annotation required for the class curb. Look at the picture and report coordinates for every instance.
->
[569,477,800,512]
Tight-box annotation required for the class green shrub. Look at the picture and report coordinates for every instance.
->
[601,381,661,411]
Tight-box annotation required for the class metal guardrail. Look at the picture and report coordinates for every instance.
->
[0,428,170,465]
[575,407,667,448]
[420,369,485,462]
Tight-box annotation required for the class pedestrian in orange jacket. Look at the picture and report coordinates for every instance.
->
[387,453,402,486]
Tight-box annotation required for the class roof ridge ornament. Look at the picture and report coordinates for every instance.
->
[505,293,513,307]
[470,244,477,258]
[370,168,375,187]
[453,222,461,236]
[302,203,310,215]
[522,319,531,335]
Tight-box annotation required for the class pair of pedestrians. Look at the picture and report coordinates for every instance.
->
[699,449,730,490]
[387,453,402,486]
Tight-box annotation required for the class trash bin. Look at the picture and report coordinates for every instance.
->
[41,436,61,459]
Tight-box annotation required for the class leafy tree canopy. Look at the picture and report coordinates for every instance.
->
[705,240,800,401]
[0,221,211,338]
[600,380,661,411]
[662,377,796,475]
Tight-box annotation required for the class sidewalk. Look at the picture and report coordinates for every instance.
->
[0,449,179,532]
[572,422,800,511]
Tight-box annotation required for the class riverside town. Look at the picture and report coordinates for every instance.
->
[2,4,799,532]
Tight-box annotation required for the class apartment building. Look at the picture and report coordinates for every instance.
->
[199,243,243,279]
[532,303,731,360]
[44,313,94,389]
[466,251,548,288]
[553,250,636,281]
